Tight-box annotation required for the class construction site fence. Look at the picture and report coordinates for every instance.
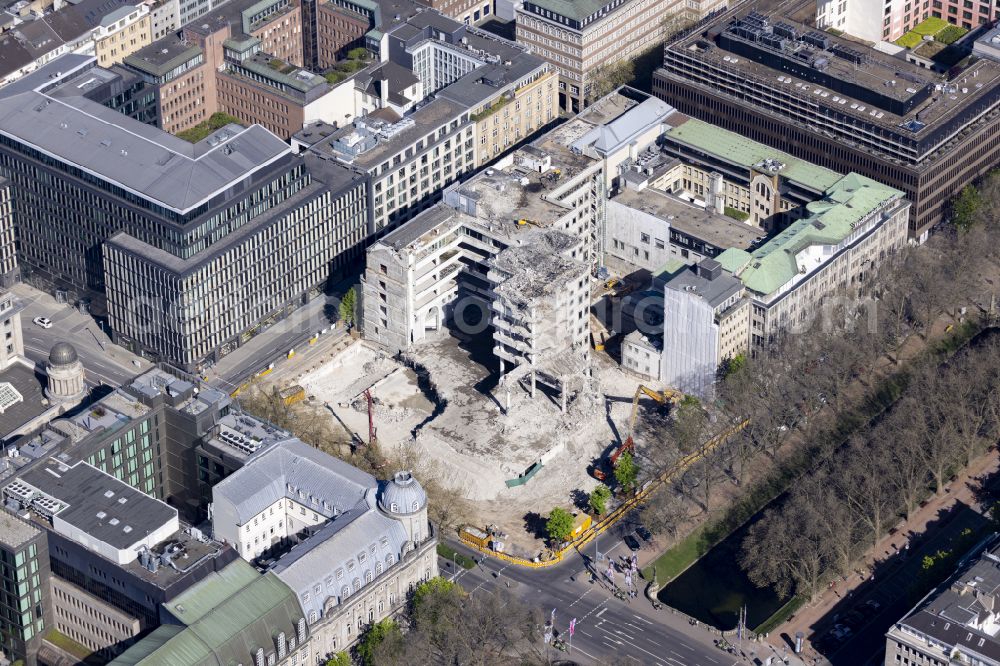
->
[458,419,750,568]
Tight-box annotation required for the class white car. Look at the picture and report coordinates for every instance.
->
[32,316,52,329]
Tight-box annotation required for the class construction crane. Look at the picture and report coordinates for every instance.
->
[364,389,377,447]
[591,385,682,481]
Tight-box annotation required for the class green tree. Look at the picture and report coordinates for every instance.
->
[357,618,403,666]
[725,352,748,377]
[951,185,984,231]
[587,59,635,102]
[339,287,357,328]
[990,501,1000,531]
[588,484,611,515]
[412,577,460,613]
[615,451,639,492]
[325,653,350,666]
[546,507,575,543]
[346,47,369,60]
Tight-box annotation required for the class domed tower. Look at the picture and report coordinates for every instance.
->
[45,342,85,404]
[378,471,428,544]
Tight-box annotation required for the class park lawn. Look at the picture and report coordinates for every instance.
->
[642,521,710,583]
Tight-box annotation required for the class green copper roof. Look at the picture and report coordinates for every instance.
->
[108,561,304,666]
[725,173,902,296]
[665,119,843,192]
[652,258,688,281]
[108,626,186,666]
[166,559,261,625]
[714,247,753,275]
[526,0,615,21]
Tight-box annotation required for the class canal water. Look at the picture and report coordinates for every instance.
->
[657,326,998,630]
[657,518,789,630]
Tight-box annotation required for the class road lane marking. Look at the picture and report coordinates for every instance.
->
[567,643,600,661]
[678,641,695,651]
[596,607,607,618]
[627,641,682,663]
[611,629,635,641]
[632,614,655,625]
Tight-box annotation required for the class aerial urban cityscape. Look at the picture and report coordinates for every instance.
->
[0,0,993,663]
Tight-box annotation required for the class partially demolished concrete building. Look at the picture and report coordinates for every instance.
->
[361,149,597,407]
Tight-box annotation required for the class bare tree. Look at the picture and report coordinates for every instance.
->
[882,413,932,521]
[238,386,351,456]
[837,434,901,549]
[740,499,833,600]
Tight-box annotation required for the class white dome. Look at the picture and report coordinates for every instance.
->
[378,471,427,515]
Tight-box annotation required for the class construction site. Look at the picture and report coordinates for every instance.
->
[281,330,677,559]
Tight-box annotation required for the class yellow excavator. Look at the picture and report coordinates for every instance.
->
[591,385,682,481]
[590,313,610,352]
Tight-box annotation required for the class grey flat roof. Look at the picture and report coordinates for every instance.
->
[317,95,465,169]
[665,262,743,309]
[48,64,128,99]
[0,53,94,96]
[0,508,40,550]
[378,202,460,251]
[0,89,292,214]
[106,154,360,274]
[438,50,544,109]
[18,459,177,549]
[611,187,760,251]
[123,39,203,77]
[524,0,620,22]
[0,362,52,441]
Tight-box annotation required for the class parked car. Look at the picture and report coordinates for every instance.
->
[842,610,866,628]
[831,624,853,639]
[623,533,642,551]
[636,525,653,542]
[32,316,52,329]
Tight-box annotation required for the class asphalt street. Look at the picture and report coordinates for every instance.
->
[204,290,352,392]
[442,536,740,666]
[12,285,147,387]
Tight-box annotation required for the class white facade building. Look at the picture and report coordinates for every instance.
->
[211,439,438,655]
[5,461,180,566]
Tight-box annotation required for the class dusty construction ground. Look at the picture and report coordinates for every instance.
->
[293,331,665,558]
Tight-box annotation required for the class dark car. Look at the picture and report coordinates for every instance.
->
[636,525,653,542]
[624,533,642,551]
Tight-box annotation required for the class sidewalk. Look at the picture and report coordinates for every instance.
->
[776,449,1000,663]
